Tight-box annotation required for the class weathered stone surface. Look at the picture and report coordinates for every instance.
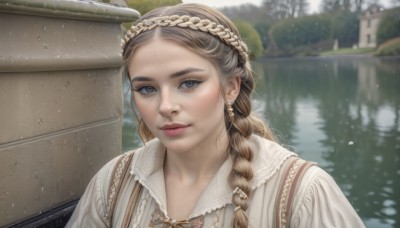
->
[0,0,138,226]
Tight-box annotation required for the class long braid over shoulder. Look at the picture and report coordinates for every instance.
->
[226,68,254,227]
[122,3,276,227]
[225,61,276,227]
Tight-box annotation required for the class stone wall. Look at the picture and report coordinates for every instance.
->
[0,1,139,226]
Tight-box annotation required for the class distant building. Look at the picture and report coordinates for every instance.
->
[358,4,384,48]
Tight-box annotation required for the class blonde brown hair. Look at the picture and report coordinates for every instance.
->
[122,3,276,227]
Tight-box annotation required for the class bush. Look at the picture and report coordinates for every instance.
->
[375,37,400,56]
[254,20,273,49]
[271,14,332,51]
[234,20,264,59]
[377,8,400,45]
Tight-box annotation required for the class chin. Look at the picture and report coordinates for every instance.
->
[161,139,194,153]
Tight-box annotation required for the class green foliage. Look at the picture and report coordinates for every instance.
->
[234,20,263,59]
[377,9,400,45]
[268,10,360,55]
[321,47,374,56]
[126,0,182,16]
[263,0,308,18]
[321,0,352,13]
[271,14,332,51]
[331,10,359,47]
[254,21,273,49]
[375,37,400,56]
[122,0,182,31]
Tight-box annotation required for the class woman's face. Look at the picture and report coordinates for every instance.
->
[128,37,228,153]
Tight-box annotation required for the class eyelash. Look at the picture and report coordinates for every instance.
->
[132,86,156,95]
[132,79,203,96]
[180,79,202,90]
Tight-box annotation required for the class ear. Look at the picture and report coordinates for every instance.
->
[225,76,241,103]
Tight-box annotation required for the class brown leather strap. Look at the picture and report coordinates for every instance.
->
[274,157,316,228]
[121,180,142,227]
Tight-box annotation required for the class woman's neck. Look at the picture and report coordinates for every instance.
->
[163,133,229,183]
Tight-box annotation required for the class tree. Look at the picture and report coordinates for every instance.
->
[376,8,400,45]
[331,10,359,47]
[263,0,309,19]
[354,0,366,12]
[271,14,332,50]
[297,0,309,16]
[220,3,273,24]
[321,0,352,12]
[321,0,376,12]
[126,0,182,15]
[234,20,264,59]
[255,21,273,49]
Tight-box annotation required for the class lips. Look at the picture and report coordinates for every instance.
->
[160,123,189,137]
[160,123,188,130]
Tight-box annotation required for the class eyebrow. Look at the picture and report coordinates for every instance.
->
[131,67,206,82]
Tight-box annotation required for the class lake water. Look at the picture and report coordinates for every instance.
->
[122,56,400,228]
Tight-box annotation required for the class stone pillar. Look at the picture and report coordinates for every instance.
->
[0,0,139,226]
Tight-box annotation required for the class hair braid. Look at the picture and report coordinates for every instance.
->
[123,15,248,64]
[227,71,255,228]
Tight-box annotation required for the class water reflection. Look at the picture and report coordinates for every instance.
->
[122,56,400,228]
[253,56,400,228]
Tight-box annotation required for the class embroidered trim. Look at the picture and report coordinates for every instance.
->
[279,159,305,226]
[252,150,297,190]
[275,158,317,228]
[105,152,133,224]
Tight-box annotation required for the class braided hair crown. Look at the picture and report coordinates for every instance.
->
[122,6,249,65]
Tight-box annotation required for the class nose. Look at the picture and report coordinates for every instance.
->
[159,89,179,117]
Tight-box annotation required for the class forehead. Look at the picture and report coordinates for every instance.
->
[128,37,218,78]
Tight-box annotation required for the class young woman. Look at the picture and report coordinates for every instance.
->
[67,3,364,228]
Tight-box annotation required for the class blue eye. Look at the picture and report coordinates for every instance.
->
[134,86,157,95]
[180,80,201,89]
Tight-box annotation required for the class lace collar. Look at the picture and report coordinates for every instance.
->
[129,134,297,219]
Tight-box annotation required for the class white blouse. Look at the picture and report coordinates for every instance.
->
[67,134,365,227]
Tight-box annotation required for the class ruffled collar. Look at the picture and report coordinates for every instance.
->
[130,134,297,219]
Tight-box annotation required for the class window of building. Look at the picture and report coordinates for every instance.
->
[367,19,371,28]
[367,34,371,43]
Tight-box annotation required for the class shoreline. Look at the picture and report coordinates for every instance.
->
[257,54,400,60]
